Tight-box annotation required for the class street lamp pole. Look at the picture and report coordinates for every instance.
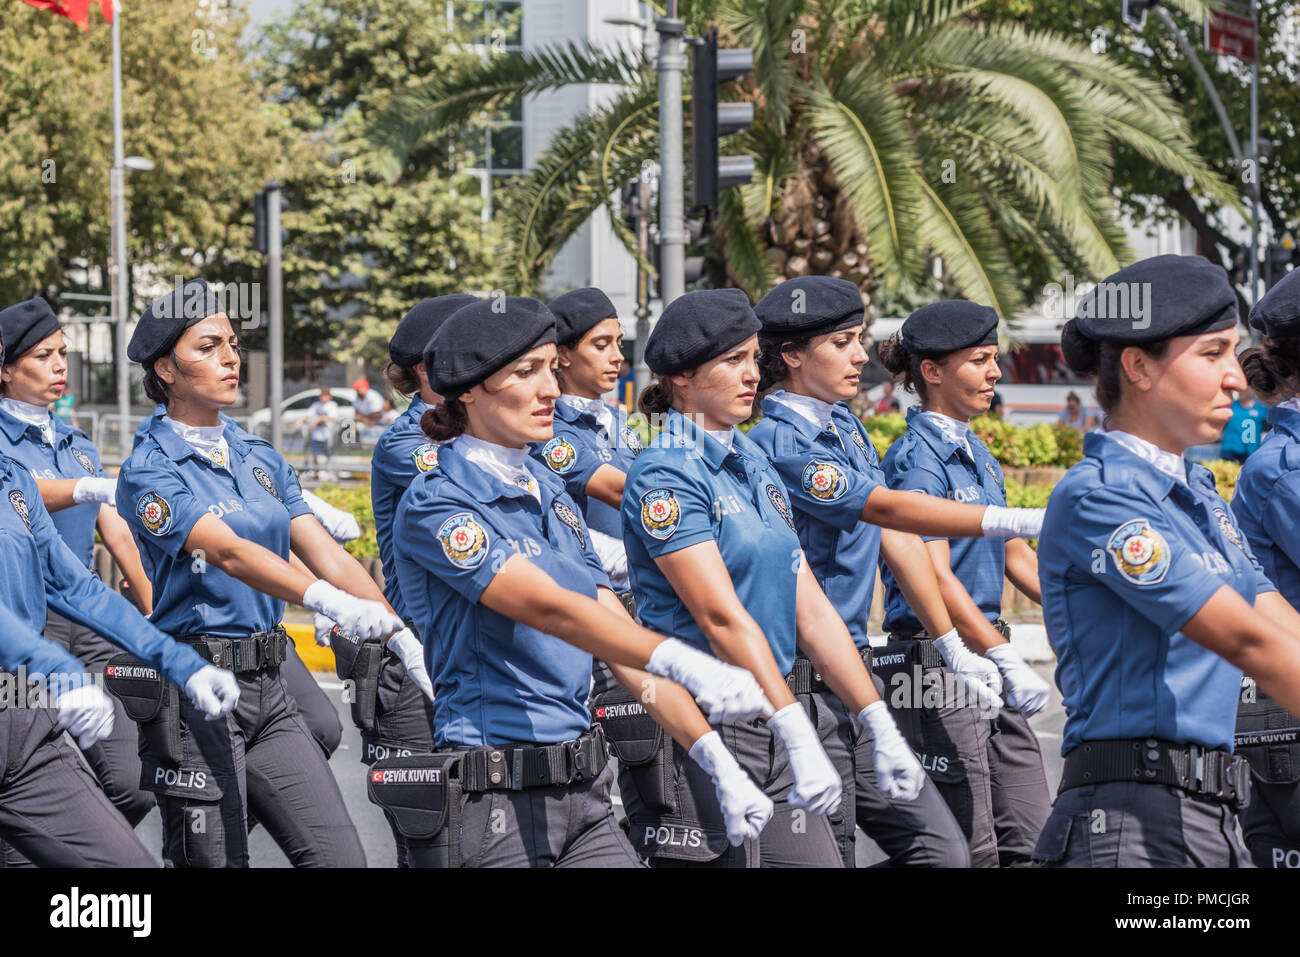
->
[109,0,129,443]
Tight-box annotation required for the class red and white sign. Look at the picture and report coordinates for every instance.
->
[1205,6,1257,60]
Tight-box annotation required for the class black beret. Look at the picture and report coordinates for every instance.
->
[1249,266,1300,338]
[645,288,761,376]
[390,294,478,369]
[0,297,61,364]
[549,287,618,347]
[1068,254,1237,347]
[425,296,557,397]
[754,277,864,340]
[900,300,1000,357]
[128,278,224,364]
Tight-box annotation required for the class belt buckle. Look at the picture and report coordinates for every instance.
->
[1186,743,1205,791]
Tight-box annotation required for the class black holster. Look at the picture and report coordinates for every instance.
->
[367,753,465,867]
[592,686,675,815]
[1236,677,1300,785]
[104,653,183,767]
[332,625,385,734]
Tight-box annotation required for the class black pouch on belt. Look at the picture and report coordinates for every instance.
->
[332,626,384,734]
[367,753,465,867]
[103,653,183,767]
[1235,677,1300,785]
[870,638,936,752]
[592,686,676,815]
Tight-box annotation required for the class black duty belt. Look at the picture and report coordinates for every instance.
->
[179,626,289,674]
[1060,738,1251,810]
[786,648,872,695]
[458,727,609,793]
[886,619,1012,668]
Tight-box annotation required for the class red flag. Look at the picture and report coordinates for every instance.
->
[18,0,113,30]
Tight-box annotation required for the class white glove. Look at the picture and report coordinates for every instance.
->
[56,683,116,748]
[932,628,1005,713]
[857,700,926,802]
[300,489,361,543]
[314,612,336,648]
[689,730,773,845]
[302,580,402,642]
[72,476,117,505]
[387,627,435,703]
[766,702,841,816]
[185,665,240,720]
[589,528,630,590]
[980,505,1043,539]
[645,638,774,724]
[985,643,1051,718]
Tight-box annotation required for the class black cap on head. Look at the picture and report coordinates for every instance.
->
[425,296,557,398]
[900,300,1000,358]
[1249,267,1300,339]
[645,288,761,376]
[0,297,60,364]
[128,279,224,364]
[549,288,618,347]
[391,294,478,369]
[754,277,865,340]
[1068,254,1238,348]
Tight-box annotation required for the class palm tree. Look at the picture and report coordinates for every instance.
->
[363,0,1236,316]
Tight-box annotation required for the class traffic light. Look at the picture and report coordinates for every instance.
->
[690,28,754,213]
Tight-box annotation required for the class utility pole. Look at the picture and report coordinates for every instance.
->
[265,181,285,448]
[109,0,129,445]
[1248,0,1260,306]
[655,3,686,311]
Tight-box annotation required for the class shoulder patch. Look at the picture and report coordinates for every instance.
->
[136,491,173,537]
[412,443,440,473]
[252,466,280,501]
[1213,505,1246,552]
[766,483,796,531]
[984,460,1000,484]
[639,488,682,540]
[541,436,577,474]
[72,448,96,475]
[850,427,871,459]
[801,461,848,502]
[1107,518,1171,585]
[437,512,489,569]
[551,499,587,548]
[8,489,32,531]
[620,426,643,455]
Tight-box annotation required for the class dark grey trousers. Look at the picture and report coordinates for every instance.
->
[1032,780,1254,867]
[1239,779,1300,868]
[0,707,157,867]
[146,663,365,868]
[280,640,343,759]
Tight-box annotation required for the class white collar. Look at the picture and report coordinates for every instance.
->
[563,394,614,429]
[163,415,231,472]
[705,428,736,452]
[1106,429,1188,485]
[454,433,540,501]
[1278,397,1300,415]
[0,397,55,446]
[768,390,836,431]
[920,410,973,456]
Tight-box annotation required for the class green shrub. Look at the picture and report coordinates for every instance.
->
[311,483,379,559]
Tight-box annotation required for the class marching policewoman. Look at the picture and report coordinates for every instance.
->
[387,296,775,867]
[748,276,1047,867]
[0,297,159,841]
[361,293,473,864]
[1227,267,1300,868]
[1036,254,1300,867]
[874,299,1053,867]
[623,288,927,868]
[119,278,421,868]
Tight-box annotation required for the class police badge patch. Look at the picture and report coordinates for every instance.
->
[640,488,681,540]
[551,500,587,548]
[136,491,173,537]
[1213,506,1245,552]
[412,443,440,473]
[985,461,1000,484]
[208,446,227,468]
[766,484,796,531]
[541,436,577,474]
[252,466,280,501]
[620,427,643,455]
[850,428,870,458]
[72,448,96,475]
[1107,518,1171,586]
[8,489,31,531]
[437,512,489,569]
[801,461,847,502]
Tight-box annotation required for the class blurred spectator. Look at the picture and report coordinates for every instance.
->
[307,387,338,469]
[379,397,398,426]
[988,389,1004,419]
[1220,386,1268,463]
[1058,391,1096,432]
[353,376,386,426]
[874,379,900,414]
[52,391,78,430]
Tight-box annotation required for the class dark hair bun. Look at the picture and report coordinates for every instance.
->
[876,334,911,376]
[1060,319,1101,376]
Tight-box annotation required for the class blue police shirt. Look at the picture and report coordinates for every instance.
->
[622,409,803,675]
[117,415,313,639]
[1039,432,1274,753]
[880,408,1007,631]
[531,396,642,539]
[1232,404,1300,605]
[0,599,85,678]
[371,396,440,622]
[746,397,883,648]
[0,406,105,569]
[393,441,610,748]
[0,451,206,686]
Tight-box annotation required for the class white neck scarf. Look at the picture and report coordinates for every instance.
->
[1106,429,1187,485]
[767,389,836,431]
[163,416,231,472]
[455,433,540,501]
[920,410,973,458]
[0,397,54,447]
[563,394,614,434]
[705,428,736,453]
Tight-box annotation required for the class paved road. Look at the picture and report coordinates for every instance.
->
[134,663,1065,867]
